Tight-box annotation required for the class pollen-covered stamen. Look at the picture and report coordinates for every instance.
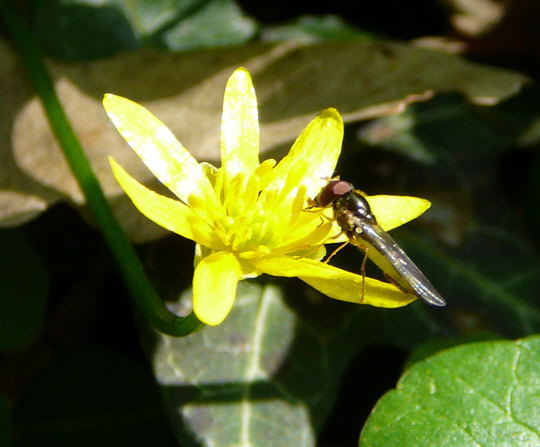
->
[222,174,249,217]
[228,216,252,251]
[225,206,275,252]
[260,161,310,217]
[288,184,308,226]
[209,162,323,252]
[213,167,226,205]
[253,159,277,189]
[273,218,334,256]
[186,194,221,223]
[243,172,264,208]
[212,168,278,252]
[279,162,310,204]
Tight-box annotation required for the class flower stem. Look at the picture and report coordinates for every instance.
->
[0,1,203,336]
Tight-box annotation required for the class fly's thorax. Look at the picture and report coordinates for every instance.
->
[333,191,377,232]
[347,192,377,223]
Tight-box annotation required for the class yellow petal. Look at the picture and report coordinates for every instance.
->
[257,257,415,307]
[220,68,259,179]
[270,108,343,199]
[367,195,431,231]
[193,251,242,325]
[110,157,220,249]
[103,94,217,207]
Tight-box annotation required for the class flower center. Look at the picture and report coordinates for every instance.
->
[213,159,321,254]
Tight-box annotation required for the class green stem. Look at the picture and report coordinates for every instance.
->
[0,1,203,336]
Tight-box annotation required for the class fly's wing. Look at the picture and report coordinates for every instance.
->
[350,222,446,306]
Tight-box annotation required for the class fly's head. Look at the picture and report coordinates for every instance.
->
[314,180,354,208]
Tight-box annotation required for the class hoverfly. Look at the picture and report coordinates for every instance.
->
[315,180,446,307]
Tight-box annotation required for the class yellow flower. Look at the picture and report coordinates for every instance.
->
[104,68,430,326]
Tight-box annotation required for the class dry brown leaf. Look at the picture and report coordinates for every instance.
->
[3,40,528,240]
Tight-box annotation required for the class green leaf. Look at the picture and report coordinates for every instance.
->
[31,0,257,58]
[405,332,501,368]
[358,92,538,164]
[0,230,48,352]
[359,335,540,446]
[117,0,204,38]
[262,14,372,42]
[153,282,318,446]
[153,281,366,446]
[32,0,138,59]
[162,0,257,51]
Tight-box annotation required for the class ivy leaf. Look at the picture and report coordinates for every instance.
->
[262,14,371,42]
[162,0,257,51]
[359,335,540,446]
[31,0,137,59]
[31,0,257,58]
[152,281,387,446]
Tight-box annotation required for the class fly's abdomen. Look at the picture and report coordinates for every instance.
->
[353,222,446,307]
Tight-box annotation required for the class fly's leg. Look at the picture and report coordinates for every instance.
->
[324,240,349,264]
[303,203,334,229]
[360,247,368,303]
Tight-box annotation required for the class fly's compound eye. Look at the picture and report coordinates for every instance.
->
[315,180,353,207]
